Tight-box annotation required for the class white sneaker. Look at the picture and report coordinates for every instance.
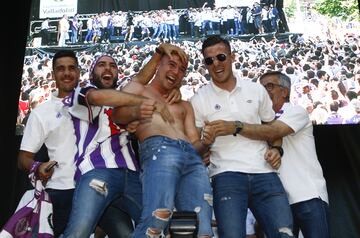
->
[84,40,88,43]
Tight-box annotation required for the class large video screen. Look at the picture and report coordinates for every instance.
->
[16,0,360,137]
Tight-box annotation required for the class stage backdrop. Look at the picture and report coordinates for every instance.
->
[1,1,360,237]
[30,0,213,19]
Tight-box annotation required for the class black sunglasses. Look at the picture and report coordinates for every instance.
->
[204,53,227,65]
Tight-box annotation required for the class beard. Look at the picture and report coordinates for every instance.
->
[90,75,117,89]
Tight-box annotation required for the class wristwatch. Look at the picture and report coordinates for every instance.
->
[270,145,284,157]
[233,120,244,136]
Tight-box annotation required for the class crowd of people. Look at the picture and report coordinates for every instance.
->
[8,3,360,237]
[9,33,335,237]
[38,2,288,46]
[19,31,360,131]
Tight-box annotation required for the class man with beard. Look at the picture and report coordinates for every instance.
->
[60,45,179,237]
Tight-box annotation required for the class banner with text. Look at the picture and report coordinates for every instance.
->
[40,0,77,19]
[214,0,254,8]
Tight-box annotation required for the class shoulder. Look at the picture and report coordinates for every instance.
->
[240,79,263,90]
[280,104,310,126]
[31,100,54,113]
[121,80,146,94]
[285,104,308,116]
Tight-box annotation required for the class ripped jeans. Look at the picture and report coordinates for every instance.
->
[212,172,294,238]
[133,136,213,237]
[61,168,142,238]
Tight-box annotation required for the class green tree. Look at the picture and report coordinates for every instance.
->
[314,0,360,20]
[284,0,297,19]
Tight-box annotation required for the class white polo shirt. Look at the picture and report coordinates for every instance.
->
[191,77,275,177]
[20,91,76,190]
[277,102,328,204]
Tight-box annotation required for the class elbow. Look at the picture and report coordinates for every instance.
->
[17,160,23,170]
[17,157,26,171]
[112,106,134,125]
[111,107,126,124]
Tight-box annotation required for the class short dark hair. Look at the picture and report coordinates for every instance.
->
[201,35,231,54]
[52,50,78,70]
[346,90,358,101]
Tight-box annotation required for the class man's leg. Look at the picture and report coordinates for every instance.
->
[291,198,330,238]
[250,173,294,238]
[61,168,126,238]
[46,189,74,237]
[175,149,213,237]
[133,136,182,237]
[98,204,134,238]
[212,172,249,238]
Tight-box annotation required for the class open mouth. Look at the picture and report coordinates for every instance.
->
[166,75,176,85]
[102,74,113,81]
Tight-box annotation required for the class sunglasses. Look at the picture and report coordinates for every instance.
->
[262,82,284,91]
[204,53,227,65]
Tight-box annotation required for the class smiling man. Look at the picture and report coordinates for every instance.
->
[116,43,215,238]
[191,35,294,238]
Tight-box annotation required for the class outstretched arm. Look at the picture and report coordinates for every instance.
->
[86,88,147,107]
[207,119,293,143]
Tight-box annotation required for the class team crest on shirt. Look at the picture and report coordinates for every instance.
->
[214,104,221,110]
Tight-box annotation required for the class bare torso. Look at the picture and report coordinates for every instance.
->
[135,86,190,142]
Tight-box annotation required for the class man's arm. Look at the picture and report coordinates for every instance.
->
[18,150,58,182]
[86,88,148,107]
[208,119,294,143]
[183,101,214,156]
[84,88,158,124]
[208,119,294,170]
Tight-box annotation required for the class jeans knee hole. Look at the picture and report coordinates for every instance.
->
[88,179,108,196]
[279,227,293,236]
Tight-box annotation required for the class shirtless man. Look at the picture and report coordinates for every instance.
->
[113,44,214,238]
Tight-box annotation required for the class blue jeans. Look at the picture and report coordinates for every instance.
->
[48,188,135,238]
[61,168,142,238]
[212,172,294,238]
[291,198,330,238]
[133,136,213,237]
[46,189,74,237]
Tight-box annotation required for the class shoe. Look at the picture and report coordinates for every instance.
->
[84,41,88,43]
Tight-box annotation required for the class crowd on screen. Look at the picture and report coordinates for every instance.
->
[20,8,360,132]
[40,2,288,46]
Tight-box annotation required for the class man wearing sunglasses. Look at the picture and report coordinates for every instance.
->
[191,35,294,238]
